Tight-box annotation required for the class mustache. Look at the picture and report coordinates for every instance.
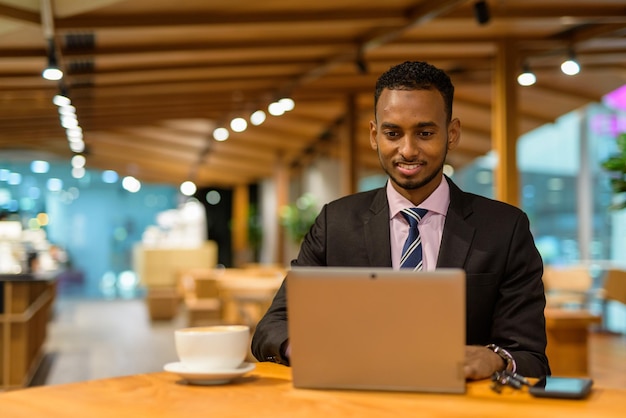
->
[395,159,426,165]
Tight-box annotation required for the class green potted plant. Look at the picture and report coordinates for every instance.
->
[279,193,319,244]
[601,132,626,210]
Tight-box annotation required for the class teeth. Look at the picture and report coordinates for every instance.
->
[399,163,418,169]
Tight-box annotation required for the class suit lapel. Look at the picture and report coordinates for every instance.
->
[360,180,474,269]
[437,178,475,269]
[364,188,392,267]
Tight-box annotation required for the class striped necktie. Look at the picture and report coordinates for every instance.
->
[400,208,428,270]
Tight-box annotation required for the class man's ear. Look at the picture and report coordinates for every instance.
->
[369,120,378,150]
[447,118,461,151]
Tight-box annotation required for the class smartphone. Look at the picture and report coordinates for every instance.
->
[529,376,593,399]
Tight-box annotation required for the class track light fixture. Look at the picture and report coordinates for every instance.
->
[53,85,71,107]
[473,0,490,25]
[561,49,580,76]
[42,39,63,81]
[52,93,70,107]
[517,63,536,87]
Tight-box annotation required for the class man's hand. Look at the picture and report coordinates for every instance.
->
[464,345,505,380]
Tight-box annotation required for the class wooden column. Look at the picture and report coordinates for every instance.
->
[232,184,249,267]
[340,94,358,195]
[492,39,520,207]
[274,155,290,265]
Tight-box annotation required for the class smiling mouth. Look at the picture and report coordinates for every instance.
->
[397,162,421,170]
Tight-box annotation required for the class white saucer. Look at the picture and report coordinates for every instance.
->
[164,362,255,385]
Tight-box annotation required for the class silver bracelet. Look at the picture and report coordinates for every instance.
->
[486,344,517,373]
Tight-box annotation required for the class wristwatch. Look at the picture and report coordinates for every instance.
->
[486,344,517,373]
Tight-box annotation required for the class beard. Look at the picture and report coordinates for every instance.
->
[377,148,447,192]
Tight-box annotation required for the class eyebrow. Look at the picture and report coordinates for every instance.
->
[380,121,438,129]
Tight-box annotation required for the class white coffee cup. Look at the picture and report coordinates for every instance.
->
[174,325,250,371]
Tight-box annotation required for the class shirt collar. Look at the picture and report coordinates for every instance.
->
[386,175,451,219]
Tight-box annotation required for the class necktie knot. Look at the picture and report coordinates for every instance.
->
[401,208,428,227]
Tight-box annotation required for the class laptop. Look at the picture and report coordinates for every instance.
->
[286,267,466,393]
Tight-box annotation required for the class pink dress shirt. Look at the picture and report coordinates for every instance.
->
[387,176,451,271]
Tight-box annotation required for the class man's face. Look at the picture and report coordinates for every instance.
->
[369,88,460,204]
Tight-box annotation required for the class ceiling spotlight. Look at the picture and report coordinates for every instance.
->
[42,39,63,81]
[71,167,86,179]
[268,101,285,116]
[180,181,197,197]
[279,97,295,112]
[517,63,536,87]
[230,117,248,133]
[213,127,229,141]
[42,62,63,80]
[122,176,141,193]
[473,0,490,25]
[250,110,266,126]
[58,104,76,116]
[66,127,83,140]
[561,51,580,76]
[53,86,71,106]
[69,140,85,153]
[71,154,86,168]
[53,94,71,107]
[60,114,79,129]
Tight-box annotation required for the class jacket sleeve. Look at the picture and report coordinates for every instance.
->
[250,278,290,364]
[491,211,550,377]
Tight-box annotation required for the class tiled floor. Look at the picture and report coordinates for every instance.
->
[37,295,626,388]
[41,297,186,386]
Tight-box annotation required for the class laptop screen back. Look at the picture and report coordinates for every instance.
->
[287,267,466,393]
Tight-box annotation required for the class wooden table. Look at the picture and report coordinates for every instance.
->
[545,308,601,376]
[216,276,283,328]
[0,362,624,417]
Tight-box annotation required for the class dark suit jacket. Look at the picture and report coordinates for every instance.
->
[251,178,550,377]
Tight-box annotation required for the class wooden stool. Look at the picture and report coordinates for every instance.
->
[145,287,180,320]
[178,270,223,326]
[544,308,601,376]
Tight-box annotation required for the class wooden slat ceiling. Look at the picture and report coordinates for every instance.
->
[1,0,625,188]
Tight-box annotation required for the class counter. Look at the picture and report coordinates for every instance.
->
[0,273,56,391]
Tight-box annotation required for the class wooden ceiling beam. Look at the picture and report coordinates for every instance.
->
[0,4,40,25]
[84,154,193,184]
[445,4,626,20]
[67,78,280,96]
[89,133,201,164]
[60,40,356,57]
[207,142,278,165]
[225,129,311,151]
[55,9,407,30]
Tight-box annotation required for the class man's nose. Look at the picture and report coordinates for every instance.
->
[399,136,420,158]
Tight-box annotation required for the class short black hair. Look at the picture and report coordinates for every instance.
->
[374,61,455,123]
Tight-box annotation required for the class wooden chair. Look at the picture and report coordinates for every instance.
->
[542,265,598,309]
[602,268,626,305]
[178,269,223,326]
[598,268,626,332]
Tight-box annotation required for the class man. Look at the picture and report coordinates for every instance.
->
[251,61,550,380]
